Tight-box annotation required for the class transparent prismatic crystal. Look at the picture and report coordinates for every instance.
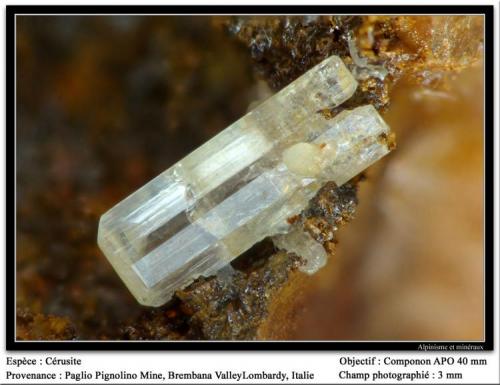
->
[98,55,392,306]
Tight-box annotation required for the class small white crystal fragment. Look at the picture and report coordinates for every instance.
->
[273,226,328,274]
[97,55,392,307]
[348,36,388,81]
[283,142,323,177]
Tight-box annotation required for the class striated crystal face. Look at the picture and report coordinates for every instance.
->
[98,55,391,307]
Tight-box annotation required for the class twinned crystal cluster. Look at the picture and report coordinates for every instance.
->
[98,55,393,306]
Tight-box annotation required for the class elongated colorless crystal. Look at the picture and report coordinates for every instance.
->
[98,56,391,307]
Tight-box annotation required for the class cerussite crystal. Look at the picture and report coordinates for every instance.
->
[98,55,392,307]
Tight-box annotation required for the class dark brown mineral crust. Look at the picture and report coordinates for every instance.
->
[302,181,358,252]
[16,15,482,340]
[17,309,76,340]
[122,251,305,340]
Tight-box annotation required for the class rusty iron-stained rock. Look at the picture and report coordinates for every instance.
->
[17,309,77,340]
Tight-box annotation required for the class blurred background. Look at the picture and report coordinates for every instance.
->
[16,15,484,340]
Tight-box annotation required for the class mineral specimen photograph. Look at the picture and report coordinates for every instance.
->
[12,10,489,343]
